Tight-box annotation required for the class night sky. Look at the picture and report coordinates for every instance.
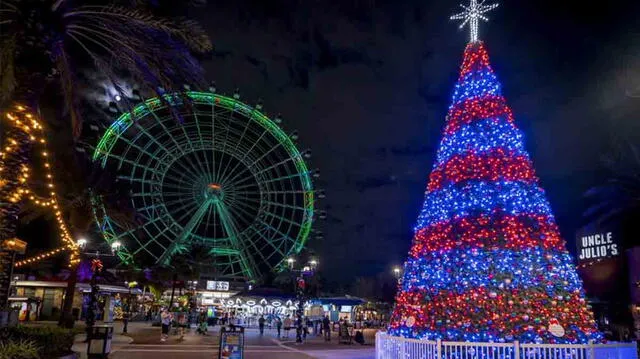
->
[18,1,640,286]
[180,0,640,284]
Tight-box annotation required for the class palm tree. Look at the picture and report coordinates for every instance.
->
[1,0,211,134]
[584,142,640,249]
[3,0,210,325]
[0,0,211,244]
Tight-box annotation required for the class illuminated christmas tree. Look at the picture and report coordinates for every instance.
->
[388,1,601,344]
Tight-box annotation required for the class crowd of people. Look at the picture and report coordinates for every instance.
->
[155,308,355,344]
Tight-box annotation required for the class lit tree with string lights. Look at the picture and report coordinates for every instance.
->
[0,0,210,244]
[388,1,602,343]
[1,0,210,328]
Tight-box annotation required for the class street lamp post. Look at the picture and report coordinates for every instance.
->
[123,281,137,334]
[392,266,401,279]
[287,257,318,344]
[80,239,122,340]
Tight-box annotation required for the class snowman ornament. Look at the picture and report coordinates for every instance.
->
[548,318,565,338]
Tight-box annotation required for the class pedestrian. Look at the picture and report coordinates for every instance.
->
[283,316,292,338]
[323,315,331,342]
[258,315,266,335]
[177,313,187,341]
[197,310,208,335]
[302,320,308,342]
[276,317,282,338]
[160,308,172,342]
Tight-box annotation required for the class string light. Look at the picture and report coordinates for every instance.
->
[415,180,553,229]
[428,148,536,191]
[1,105,79,268]
[15,245,74,267]
[389,42,601,344]
[410,213,564,256]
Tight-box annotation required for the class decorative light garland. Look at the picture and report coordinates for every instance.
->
[391,287,597,344]
[444,95,514,135]
[410,212,564,256]
[389,42,601,344]
[428,148,537,191]
[402,248,583,294]
[1,105,79,268]
[14,245,74,267]
[434,118,527,166]
[414,180,553,229]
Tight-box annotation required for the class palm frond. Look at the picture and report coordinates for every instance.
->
[2,0,210,141]
[0,2,19,15]
[64,5,212,53]
[53,41,83,138]
[0,36,17,105]
[65,7,207,98]
[583,144,640,225]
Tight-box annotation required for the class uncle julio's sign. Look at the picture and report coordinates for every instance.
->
[577,230,620,262]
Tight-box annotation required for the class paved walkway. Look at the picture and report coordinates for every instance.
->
[71,321,376,359]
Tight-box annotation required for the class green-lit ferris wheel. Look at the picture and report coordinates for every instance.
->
[91,92,314,282]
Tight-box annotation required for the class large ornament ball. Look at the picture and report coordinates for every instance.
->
[549,323,566,338]
[406,316,416,328]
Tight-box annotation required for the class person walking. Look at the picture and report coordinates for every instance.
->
[177,312,187,341]
[322,315,331,342]
[276,317,282,338]
[258,315,266,335]
[283,316,292,338]
[160,309,172,342]
[197,310,208,335]
[302,319,308,342]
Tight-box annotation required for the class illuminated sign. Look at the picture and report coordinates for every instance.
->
[206,281,229,291]
[577,231,619,261]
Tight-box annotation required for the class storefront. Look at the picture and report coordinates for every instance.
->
[197,289,235,318]
[576,224,640,341]
[10,280,139,322]
[220,296,299,326]
[11,281,79,321]
[353,301,391,326]
[310,296,366,323]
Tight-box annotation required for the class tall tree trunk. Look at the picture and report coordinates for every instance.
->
[0,125,32,241]
[58,263,78,328]
[169,273,177,309]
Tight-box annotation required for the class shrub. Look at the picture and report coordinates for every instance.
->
[0,339,39,359]
[1,326,75,358]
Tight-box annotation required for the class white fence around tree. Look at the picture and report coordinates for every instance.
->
[376,332,638,359]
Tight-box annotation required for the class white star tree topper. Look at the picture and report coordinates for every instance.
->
[450,0,499,43]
